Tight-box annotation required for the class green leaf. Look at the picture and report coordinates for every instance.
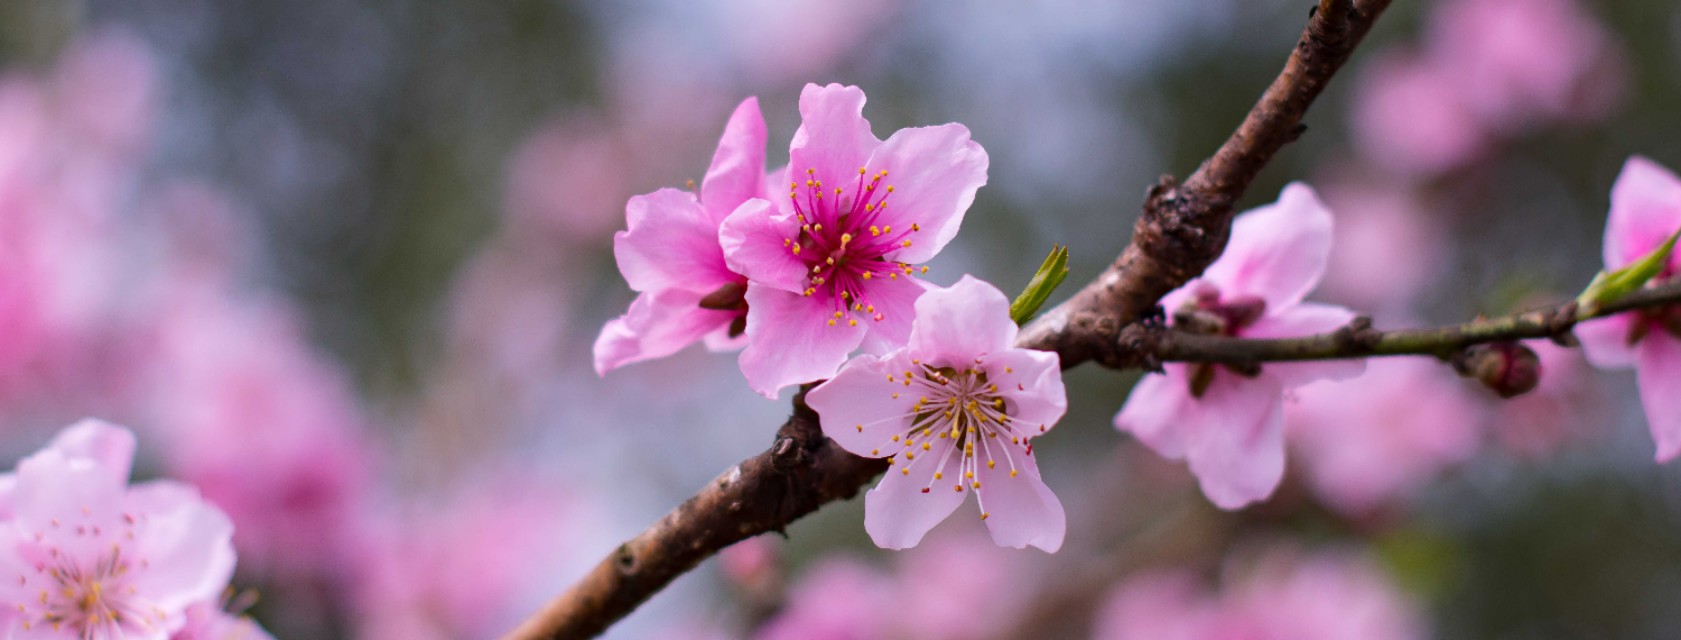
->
[1010,245,1070,326]
[1578,227,1681,315]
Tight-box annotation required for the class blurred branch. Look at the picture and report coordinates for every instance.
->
[1119,282,1681,367]
[507,2,1392,638]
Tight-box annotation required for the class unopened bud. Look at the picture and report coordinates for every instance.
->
[1455,342,1542,399]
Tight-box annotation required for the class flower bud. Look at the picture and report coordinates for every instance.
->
[1455,342,1542,399]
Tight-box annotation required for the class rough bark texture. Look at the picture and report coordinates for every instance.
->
[506,1,1395,638]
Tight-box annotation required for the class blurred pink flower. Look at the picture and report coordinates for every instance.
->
[0,419,237,639]
[503,114,631,243]
[1115,183,1362,509]
[1096,548,1426,640]
[173,603,275,640]
[809,276,1065,551]
[1574,156,1681,461]
[50,29,159,161]
[595,97,768,375]
[1317,182,1446,315]
[352,472,595,640]
[723,83,988,397]
[1350,52,1487,176]
[755,558,894,640]
[1426,0,1623,130]
[1287,358,1485,515]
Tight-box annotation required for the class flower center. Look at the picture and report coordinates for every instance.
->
[1174,284,1268,397]
[14,513,162,636]
[869,359,1040,520]
[785,167,926,328]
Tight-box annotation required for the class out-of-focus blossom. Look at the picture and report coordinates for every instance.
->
[1492,340,1602,458]
[723,83,988,397]
[173,603,275,640]
[1318,182,1446,315]
[1574,156,1681,461]
[142,288,373,581]
[352,471,598,640]
[810,276,1065,550]
[504,114,632,244]
[1115,184,1361,509]
[50,29,159,161]
[1426,0,1624,130]
[0,419,238,639]
[1095,547,1426,640]
[1350,52,1487,177]
[1287,358,1485,515]
[596,97,768,375]
[755,558,894,640]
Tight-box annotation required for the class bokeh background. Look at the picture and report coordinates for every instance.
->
[1,0,1679,637]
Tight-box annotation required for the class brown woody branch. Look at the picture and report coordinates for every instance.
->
[506,1,1391,637]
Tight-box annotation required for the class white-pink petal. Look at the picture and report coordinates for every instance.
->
[719,198,809,293]
[867,123,989,264]
[593,289,737,375]
[975,450,1065,552]
[1636,332,1681,462]
[1203,183,1335,308]
[1114,368,1197,459]
[1574,314,1638,369]
[788,84,880,187]
[864,444,966,550]
[738,284,866,398]
[807,353,922,457]
[906,275,1016,363]
[855,274,928,356]
[1183,373,1288,509]
[985,349,1066,433]
[614,188,735,293]
[1605,155,1681,270]
[700,97,768,224]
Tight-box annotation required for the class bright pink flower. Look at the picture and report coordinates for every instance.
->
[594,97,768,375]
[1574,156,1681,461]
[722,83,988,397]
[808,276,1064,551]
[1114,183,1362,509]
[1287,358,1485,515]
[0,419,237,639]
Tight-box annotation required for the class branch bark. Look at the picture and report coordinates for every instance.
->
[506,2,1393,637]
[1119,283,1681,368]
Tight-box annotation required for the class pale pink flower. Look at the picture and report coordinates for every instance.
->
[1574,156,1681,461]
[1114,183,1362,509]
[1095,548,1426,640]
[1426,0,1623,130]
[754,558,894,640]
[722,83,988,398]
[1350,52,1487,176]
[172,603,274,640]
[0,419,237,639]
[808,276,1064,551]
[595,97,768,375]
[1287,358,1485,515]
[1317,182,1446,315]
[503,114,630,243]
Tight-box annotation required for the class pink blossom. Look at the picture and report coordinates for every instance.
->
[1491,340,1602,458]
[754,558,894,640]
[595,97,768,375]
[1095,548,1426,640]
[1287,358,1485,515]
[503,114,631,243]
[1574,156,1681,461]
[1114,183,1362,509]
[0,419,237,639]
[808,276,1064,551]
[1350,52,1487,176]
[172,603,274,640]
[1317,182,1446,315]
[722,83,988,398]
[1426,0,1623,130]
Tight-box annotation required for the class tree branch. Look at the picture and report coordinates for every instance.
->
[1116,283,1681,368]
[506,2,1392,637]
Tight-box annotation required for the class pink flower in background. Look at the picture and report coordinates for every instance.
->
[1287,358,1484,515]
[1575,156,1681,461]
[1426,0,1623,129]
[504,114,631,243]
[595,97,768,375]
[1350,52,1487,176]
[722,83,988,398]
[173,603,274,640]
[1095,548,1425,640]
[809,276,1064,551]
[1492,340,1602,458]
[755,559,894,640]
[50,29,159,161]
[1115,183,1361,509]
[1317,182,1445,315]
[0,419,238,639]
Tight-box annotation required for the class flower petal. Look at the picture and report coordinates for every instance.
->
[1605,156,1681,269]
[1184,373,1287,509]
[720,198,808,293]
[975,445,1065,552]
[808,352,923,457]
[858,274,929,355]
[1636,332,1681,462]
[907,275,1016,364]
[867,124,989,264]
[700,97,768,224]
[126,480,237,612]
[1575,313,1639,369]
[984,349,1066,435]
[1245,302,1365,386]
[45,418,136,482]
[615,188,734,293]
[789,84,880,189]
[864,442,966,549]
[738,284,866,398]
[593,289,736,375]
[1114,367,1198,459]
[1202,182,1334,308]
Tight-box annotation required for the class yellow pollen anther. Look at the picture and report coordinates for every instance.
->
[934,472,943,480]
[883,225,892,234]
[981,512,990,521]
[972,481,981,489]
[891,392,899,399]
[792,245,802,255]
[849,319,858,326]
[807,168,815,175]
[1010,470,1019,478]
[841,232,852,244]
[912,223,921,231]
[892,435,900,442]
[902,468,910,475]
[856,425,863,432]
[886,185,895,192]
[826,257,835,265]
[834,311,844,318]
[987,460,996,469]
[920,266,929,274]
[965,471,974,479]
[860,167,867,174]
[922,442,931,451]
[862,272,873,280]
[828,319,837,326]
[902,240,913,247]
[834,188,842,196]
